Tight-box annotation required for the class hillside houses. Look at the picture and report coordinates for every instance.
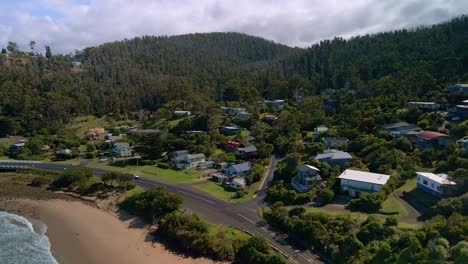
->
[315,150,352,168]
[339,169,390,197]
[382,122,421,137]
[173,111,191,119]
[291,165,321,193]
[415,131,454,149]
[170,151,206,169]
[408,101,440,111]
[446,83,468,94]
[322,137,349,149]
[416,172,456,197]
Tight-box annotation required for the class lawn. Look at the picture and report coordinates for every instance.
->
[208,224,250,241]
[212,148,226,155]
[64,115,111,136]
[397,178,417,192]
[95,163,207,184]
[302,207,420,230]
[398,177,441,212]
[380,194,408,217]
[194,180,259,203]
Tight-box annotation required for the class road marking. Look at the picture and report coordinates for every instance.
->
[176,190,216,205]
[246,208,257,213]
[237,214,257,225]
[254,157,274,198]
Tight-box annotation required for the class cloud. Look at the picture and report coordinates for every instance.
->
[0,0,467,54]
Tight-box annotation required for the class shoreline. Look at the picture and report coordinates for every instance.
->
[1,198,221,264]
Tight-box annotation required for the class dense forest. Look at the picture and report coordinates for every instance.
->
[1,16,468,134]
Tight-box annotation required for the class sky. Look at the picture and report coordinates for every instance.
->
[1,0,468,54]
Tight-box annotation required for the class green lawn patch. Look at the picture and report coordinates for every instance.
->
[300,207,420,229]
[213,148,226,155]
[194,180,257,203]
[208,224,250,241]
[380,195,408,217]
[397,178,417,192]
[95,163,206,184]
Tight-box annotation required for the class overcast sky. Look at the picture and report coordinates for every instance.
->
[1,0,467,54]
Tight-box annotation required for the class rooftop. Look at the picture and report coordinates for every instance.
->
[297,164,320,172]
[416,172,456,185]
[187,153,205,159]
[229,162,251,172]
[454,83,468,87]
[416,131,449,140]
[382,122,412,129]
[339,169,390,185]
[315,150,352,160]
[238,145,257,153]
[409,101,437,105]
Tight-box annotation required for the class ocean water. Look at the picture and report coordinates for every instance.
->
[0,211,58,264]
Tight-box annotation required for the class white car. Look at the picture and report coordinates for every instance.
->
[133,175,140,180]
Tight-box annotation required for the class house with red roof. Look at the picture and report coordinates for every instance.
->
[415,131,454,149]
[225,141,241,152]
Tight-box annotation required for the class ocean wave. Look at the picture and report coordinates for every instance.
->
[0,211,58,264]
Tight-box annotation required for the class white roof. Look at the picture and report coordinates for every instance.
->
[409,101,437,104]
[416,172,456,185]
[338,169,390,185]
[298,164,320,172]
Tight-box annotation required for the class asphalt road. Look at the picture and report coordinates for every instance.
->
[0,160,324,264]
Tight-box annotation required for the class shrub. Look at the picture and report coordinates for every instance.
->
[235,190,245,198]
[31,176,51,187]
[124,182,137,191]
[347,192,383,213]
[52,167,93,189]
[384,216,398,226]
[121,186,182,221]
[317,188,334,205]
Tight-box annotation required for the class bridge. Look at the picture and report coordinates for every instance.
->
[0,160,69,172]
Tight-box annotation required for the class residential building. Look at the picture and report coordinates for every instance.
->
[446,84,468,94]
[415,131,454,149]
[265,100,285,110]
[291,165,321,193]
[461,138,468,150]
[263,114,278,122]
[220,126,242,135]
[313,125,328,139]
[236,111,252,120]
[230,177,247,189]
[408,101,440,111]
[87,128,106,140]
[225,141,240,152]
[198,160,215,169]
[381,122,421,137]
[416,172,456,197]
[175,153,206,169]
[238,145,257,159]
[339,169,390,197]
[455,105,468,120]
[9,143,25,152]
[173,111,191,118]
[322,137,349,149]
[221,107,246,116]
[315,150,353,168]
[112,142,132,157]
[224,162,251,177]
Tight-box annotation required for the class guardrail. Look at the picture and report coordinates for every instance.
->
[0,160,42,164]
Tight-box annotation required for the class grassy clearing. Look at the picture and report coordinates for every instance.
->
[212,148,226,155]
[397,178,417,192]
[95,163,206,184]
[380,195,408,217]
[208,224,251,240]
[194,180,258,203]
[64,115,111,136]
[300,207,420,230]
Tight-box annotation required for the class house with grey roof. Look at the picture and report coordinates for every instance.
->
[322,137,349,149]
[291,165,321,193]
[224,162,251,177]
[381,122,421,137]
[220,126,242,135]
[173,110,191,119]
[315,150,353,168]
[238,145,257,159]
[446,84,468,94]
[112,142,132,157]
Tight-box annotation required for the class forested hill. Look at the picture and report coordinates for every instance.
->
[1,17,468,134]
[77,32,296,83]
[282,16,468,97]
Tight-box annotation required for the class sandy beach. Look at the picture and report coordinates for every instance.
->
[2,199,219,264]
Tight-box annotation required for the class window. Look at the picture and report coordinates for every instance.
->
[431,183,434,188]
[423,180,428,185]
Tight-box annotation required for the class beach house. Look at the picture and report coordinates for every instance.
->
[291,165,321,193]
[315,150,353,168]
[416,172,456,197]
[338,169,390,197]
[112,142,132,157]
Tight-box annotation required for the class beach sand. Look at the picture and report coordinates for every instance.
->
[2,199,219,264]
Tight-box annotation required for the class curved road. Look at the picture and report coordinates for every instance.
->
[0,159,324,264]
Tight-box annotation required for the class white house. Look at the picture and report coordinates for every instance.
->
[112,142,132,157]
[416,172,456,197]
[173,111,191,118]
[408,101,440,111]
[291,165,321,193]
[230,177,247,189]
[338,169,390,197]
[175,153,206,169]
